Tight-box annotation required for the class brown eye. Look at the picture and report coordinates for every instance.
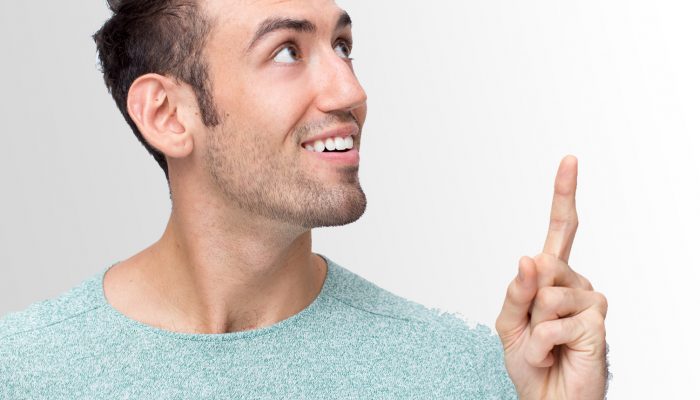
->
[273,45,301,63]
[334,41,352,59]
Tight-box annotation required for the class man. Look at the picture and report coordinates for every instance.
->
[0,0,609,398]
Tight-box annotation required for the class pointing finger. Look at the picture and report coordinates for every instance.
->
[543,155,579,263]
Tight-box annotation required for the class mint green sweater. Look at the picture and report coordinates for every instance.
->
[0,253,517,399]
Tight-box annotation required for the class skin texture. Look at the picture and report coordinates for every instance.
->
[495,155,609,399]
[102,0,608,397]
[103,0,367,334]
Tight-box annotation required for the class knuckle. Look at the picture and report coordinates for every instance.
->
[533,321,560,344]
[577,274,594,290]
[593,313,606,331]
[535,287,561,312]
[533,258,548,274]
[584,309,606,331]
[534,255,557,283]
[548,217,566,230]
[533,253,549,265]
[549,217,578,237]
[593,292,609,317]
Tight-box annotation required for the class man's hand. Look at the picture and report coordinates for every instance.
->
[495,155,609,399]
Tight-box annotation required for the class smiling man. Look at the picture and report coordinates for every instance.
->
[0,0,608,398]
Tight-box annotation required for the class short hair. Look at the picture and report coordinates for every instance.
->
[93,0,220,183]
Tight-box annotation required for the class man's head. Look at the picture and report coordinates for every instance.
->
[94,0,368,230]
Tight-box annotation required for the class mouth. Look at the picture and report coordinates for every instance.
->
[301,135,355,153]
[300,124,358,151]
[300,124,360,165]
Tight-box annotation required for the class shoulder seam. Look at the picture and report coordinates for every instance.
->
[325,293,417,323]
[0,304,105,342]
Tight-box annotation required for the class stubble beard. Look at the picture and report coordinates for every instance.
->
[204,121,367,230]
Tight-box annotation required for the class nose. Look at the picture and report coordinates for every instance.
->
[313,49,368,114]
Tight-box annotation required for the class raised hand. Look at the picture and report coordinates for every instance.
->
[495,155,609,399]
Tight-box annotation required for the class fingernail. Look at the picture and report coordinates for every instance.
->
[518,268,525,282]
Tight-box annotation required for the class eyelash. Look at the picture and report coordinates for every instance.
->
[272,37,354,63]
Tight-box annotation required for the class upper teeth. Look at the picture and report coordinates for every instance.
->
[304,136,354,152]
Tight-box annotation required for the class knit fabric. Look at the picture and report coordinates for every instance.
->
[0,253,517,399]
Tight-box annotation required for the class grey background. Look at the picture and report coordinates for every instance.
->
[2,1,699,398]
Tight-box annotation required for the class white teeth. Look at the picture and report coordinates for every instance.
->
[306,136,355,152]
[324,137,336,151]
[334,136,346,150]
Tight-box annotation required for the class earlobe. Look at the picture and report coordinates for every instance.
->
[126,73,194,159]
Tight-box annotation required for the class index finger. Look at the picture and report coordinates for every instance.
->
[543,155,579,263]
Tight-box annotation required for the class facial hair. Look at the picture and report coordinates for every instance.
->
[204,112,367,230]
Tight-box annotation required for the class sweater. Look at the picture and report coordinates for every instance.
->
[0,253,517,399]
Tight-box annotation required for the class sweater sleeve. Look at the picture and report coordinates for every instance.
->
[474,324,519,399]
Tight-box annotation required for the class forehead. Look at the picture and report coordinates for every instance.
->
[205,0,344,36]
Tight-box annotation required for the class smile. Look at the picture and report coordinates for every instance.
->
[302,135,354,153]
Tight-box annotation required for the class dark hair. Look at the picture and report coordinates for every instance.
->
[93,0,220,183]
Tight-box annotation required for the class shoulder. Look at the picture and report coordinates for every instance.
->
[0,270,104,342]
[324,254,495,331]
[323,256,518,398]
[324,255,475,325]
[0,271,107,397]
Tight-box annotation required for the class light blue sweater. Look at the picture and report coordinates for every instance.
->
[0,253,517,399]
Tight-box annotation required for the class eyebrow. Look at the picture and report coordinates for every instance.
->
[245,10,352,54]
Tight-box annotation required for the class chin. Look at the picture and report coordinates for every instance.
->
[303,193,367,229]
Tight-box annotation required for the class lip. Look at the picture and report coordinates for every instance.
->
[300,124,359,147]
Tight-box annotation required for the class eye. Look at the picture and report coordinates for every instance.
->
[334,40,353,60]
[273,44,301,64]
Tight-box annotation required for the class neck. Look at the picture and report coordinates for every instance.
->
[103,201,327,334]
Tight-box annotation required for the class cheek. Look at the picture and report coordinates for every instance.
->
[237,71,316,141]
[209,50,317,142]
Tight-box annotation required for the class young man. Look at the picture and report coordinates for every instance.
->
[0,0,608,398]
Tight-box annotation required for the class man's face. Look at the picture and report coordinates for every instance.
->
[196,0,368,231]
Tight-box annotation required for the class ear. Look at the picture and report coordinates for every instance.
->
[126,73,195,159]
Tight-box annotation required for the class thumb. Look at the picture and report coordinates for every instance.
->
[495,256,538,345]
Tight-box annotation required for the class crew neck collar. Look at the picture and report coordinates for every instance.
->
[96,252,336,342]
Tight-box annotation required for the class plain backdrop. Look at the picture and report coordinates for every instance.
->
[1,1,699,398]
